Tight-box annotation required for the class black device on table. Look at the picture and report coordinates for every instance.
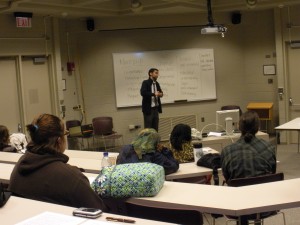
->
[73,207,102,219]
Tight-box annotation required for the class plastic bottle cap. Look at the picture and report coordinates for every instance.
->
[103,152,108,157]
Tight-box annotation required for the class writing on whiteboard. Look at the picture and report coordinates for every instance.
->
[113,49,216,107]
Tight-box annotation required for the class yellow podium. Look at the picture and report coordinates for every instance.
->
[247,102,273,132]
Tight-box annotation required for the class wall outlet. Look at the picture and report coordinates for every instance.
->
[129,125,135,130]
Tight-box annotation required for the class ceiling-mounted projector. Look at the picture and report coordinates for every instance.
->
[201,25,227,34]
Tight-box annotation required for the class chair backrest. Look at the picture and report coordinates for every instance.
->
[66,120,81,130]
[221,105,242,116]
[92,117,113,135]
[227,172,284,187]
[125,202,203,225]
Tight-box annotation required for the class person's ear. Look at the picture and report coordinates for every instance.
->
[57,137,63,146]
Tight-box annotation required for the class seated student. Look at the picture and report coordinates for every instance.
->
[221,111,276,225]
[221,110,276,182]
[169,123,211,184]
[0,125,17,152]
[9,113,107,210]
[9,132,28,153]
[117,128,179,175]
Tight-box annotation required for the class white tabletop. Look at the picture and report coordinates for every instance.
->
[128,179,300,216]
[0,151,116,174]
[0,162,97,184]
[200,131,269,152]
[275,117,300,131]
[166,162,213,180]
[1,196,174,225]
[65,150,119,159]
[0,151,22,164]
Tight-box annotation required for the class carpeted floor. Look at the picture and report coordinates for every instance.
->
[203,143,300,225]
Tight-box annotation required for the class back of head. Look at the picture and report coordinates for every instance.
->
[0,125,10,148]
[132,128,160,159]
[170,124,192,151]
[239,111,259,143]
[26,114,65,154]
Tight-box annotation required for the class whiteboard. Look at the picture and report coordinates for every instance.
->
[113,48,216,108]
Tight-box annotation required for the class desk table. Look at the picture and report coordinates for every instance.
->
[128,179,300,217]
[1,196,173,225]
[65,149,119,159]
[199,131,269,152]
[0,162,97,185]
[166,162,213,181]
[275,117,300,153]
[0,151,112,174]
[0,151,22,164]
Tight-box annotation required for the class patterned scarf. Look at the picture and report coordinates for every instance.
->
[132,128,160,159]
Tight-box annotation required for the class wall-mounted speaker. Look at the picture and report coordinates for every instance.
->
[231,12,241,25]
[86,18,94,31]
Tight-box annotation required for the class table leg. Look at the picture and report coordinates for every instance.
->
[275,131,278,156]
[298,130,300,153]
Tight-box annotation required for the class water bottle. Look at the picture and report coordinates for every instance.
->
[101,152,111,170]
[193,143,203,163]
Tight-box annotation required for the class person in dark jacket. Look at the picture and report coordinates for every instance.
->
[117,128,179,175]
[0,125,17,152]
[140,68,163,131]
[9,113,107,210]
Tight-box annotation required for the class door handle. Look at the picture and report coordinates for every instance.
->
[18,123,22,132]
[289,97,293,106]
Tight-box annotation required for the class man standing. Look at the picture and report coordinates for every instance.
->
[140,68,163,131]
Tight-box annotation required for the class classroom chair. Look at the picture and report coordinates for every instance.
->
[92,117,123,152]
[212,172,286,225]
[66,120,93,150]
[221,105,243,116]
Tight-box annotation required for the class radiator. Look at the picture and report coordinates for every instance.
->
[158,115,197,141]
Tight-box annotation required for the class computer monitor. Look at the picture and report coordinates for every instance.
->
[216,109,240,134]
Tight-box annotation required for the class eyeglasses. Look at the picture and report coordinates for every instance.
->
[64,130,70,136]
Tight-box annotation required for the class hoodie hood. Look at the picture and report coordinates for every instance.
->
[17,150,69,175]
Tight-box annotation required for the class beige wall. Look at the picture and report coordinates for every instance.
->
[60,9,279,144]
[1,6,297,145]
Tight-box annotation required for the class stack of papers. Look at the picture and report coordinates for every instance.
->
[207,132,223,137]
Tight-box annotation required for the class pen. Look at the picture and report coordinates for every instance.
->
[106,216,136,223]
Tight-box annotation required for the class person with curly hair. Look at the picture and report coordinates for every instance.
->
[169,123,211,184]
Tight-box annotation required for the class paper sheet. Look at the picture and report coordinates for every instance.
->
[15,212,114,225]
